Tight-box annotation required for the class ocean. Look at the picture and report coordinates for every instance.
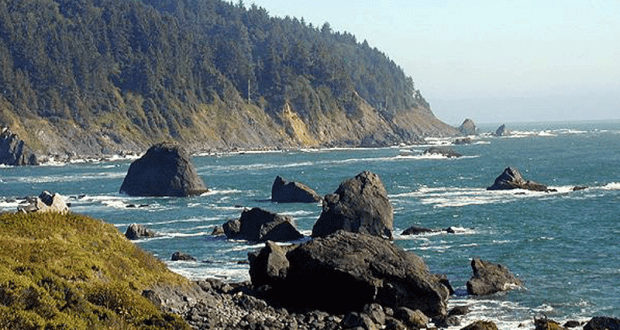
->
[1,120,619,329]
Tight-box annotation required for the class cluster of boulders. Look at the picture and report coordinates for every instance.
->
[15,191,70,214]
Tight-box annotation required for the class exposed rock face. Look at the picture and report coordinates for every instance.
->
[487,167,550,191]
[423,146,462,158]
[223,208,303,242]
[466,258,522,296]
[495,124,509,136]
[119,142,207,197]
[459,118,477,136]
[125,223,156,240]
[17,191,69,214]
[271,176,322,203]
[312,171,393,240]
[249,231,449,317]
[0,128,38,166]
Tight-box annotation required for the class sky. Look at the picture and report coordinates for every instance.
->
[248,0,619,125]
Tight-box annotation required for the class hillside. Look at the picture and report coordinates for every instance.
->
[0,211,191,328]
[0,0,458,164]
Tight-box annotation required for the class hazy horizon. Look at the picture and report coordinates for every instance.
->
[249,0,620,125]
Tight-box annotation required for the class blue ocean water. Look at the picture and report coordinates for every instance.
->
[1,120,619,329]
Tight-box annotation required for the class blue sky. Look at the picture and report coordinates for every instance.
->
[249,0,619,124]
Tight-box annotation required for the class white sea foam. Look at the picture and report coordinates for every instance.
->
[600,182,620,190]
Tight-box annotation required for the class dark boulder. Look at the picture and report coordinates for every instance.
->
[535,317,566,330]
[394,307,429,328]
[271,176,322,203]
[462,320,499,330]
[125,223,156,240]
[312,171,393,239]
[249,231,449,317]
[454,137,473,145]
[459,118,477,136]
[423,146,462,158]
[0,128,38,166]
[402,225,437,235]
[119,142,207,197]
[223,207,303,242]
[584,316,620,330]
[495,124,509,136]
[171,251,196,261]
[487,167,550,192]
[466,258,522,296]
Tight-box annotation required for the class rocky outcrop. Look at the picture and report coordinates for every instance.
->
[249,231,450,317]
[466,258,522,296]
[271,176,322,203]
[171,251,196,261]
[17,191,69,214]
[584,316,620,330]
[402,225,437,235]
[119,142,208,197]
[125,223,157,240]
[462,320,499,330]
[222,208,303,242]
[459,118,477,136]
[423,146,462,158]
[0,128,38,166]
[312,171,393,239]
[495,124,509,137]
[487,167,550,191]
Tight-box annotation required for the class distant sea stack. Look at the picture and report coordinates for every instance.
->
[495,124,510,136]
[119,142,208,197]
[458,118,477,136]
[0,128,38,166]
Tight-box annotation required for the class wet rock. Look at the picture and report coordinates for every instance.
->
[125,223,156,240]
[584,316,620,330]
[119,142,207,197]
[454,137,473,145]
[312,171,393,239]
[466,258,522,296]
[402,225,436,235]
[211,226,225,236]
[495,124,509,137]
[171,251,196,261]
[448,306,470,316]
[271,176,322,203]
[223,207,303,242]
[535,317,566,330]
[564,320,582,328]
[423,146,462,158]
[487,167,550,192]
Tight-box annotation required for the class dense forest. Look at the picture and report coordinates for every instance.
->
[0,0,457,162]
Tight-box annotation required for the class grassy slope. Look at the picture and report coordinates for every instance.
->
[0,212,191,329]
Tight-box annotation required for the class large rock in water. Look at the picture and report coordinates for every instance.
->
[312,171,393,239]
[271,176,322,203]
[495,124,510,136]
[119,142,207,197]
[0,128,38,166]
[223,207,303,242]
[249,231,450,317]
[487,167,550,192]
[459,118,477,136]
[466,258,522,296]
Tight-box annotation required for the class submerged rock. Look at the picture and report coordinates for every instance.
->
[249,231,449,317]
[423,146,462,158]
[466,258,522,296]
[119,142,207,197]
[171,251,196,261]
[402,225,437,235]
[271,176,322,203]
[487,167,550,192]
[312,171,393,239]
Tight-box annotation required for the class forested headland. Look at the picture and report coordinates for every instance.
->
[0,0,458,163]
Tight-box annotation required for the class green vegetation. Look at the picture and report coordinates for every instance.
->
[0,0,447,155]
[0,212,191,329]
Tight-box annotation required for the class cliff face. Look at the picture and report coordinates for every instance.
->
[0,0,458,164]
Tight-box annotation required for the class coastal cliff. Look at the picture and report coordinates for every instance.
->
[0,0,458,163]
